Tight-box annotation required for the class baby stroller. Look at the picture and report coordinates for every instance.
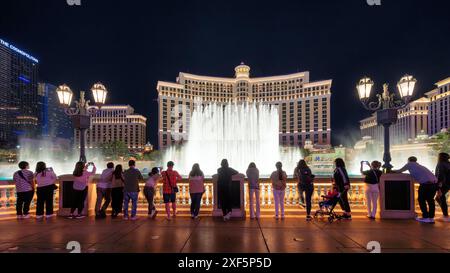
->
[314,191,345,223]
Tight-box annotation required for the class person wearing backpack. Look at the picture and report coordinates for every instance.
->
[360,161,382,220]
[13,161,35,219]
[270,162,287,220]
[435,153,450,222]
[294,160,315,221]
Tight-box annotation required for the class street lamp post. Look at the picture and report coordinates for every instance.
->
[357,75,417,172]
[56,83,108,163]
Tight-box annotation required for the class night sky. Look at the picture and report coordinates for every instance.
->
[1,0,449,148]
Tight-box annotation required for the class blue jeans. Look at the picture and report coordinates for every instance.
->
[123,192,139,217]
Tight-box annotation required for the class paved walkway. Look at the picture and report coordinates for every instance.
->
[0,216,449,253]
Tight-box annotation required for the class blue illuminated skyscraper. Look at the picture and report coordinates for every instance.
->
[0,38,39,148]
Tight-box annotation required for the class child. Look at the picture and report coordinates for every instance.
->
[319,187,339,209]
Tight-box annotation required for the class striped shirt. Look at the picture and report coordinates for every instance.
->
[13,169,34,193]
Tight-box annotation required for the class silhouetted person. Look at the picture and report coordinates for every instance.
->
[294,160,315,221]
[217,159,238,221]
[246,162,260,219]
[333,158,352,220]
[394,156,437,224]
[435,153,450,222]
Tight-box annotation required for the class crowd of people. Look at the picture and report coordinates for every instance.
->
[12,153,450,223]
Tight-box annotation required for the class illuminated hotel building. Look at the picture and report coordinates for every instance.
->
[360,97,430,145]
[426,77,450,135]
[0,38,39,148]
[74,105,147,151]
[157,63,332,148]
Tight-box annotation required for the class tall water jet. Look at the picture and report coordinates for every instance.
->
[162,101,302,176]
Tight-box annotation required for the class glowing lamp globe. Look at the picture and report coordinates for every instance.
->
[357,77,374,100]
[56,84,73,107]
[397,75,416,99]
[91,83,108,105]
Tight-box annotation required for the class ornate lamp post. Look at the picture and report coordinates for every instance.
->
[357,75,416,172]
[56,83,108,163]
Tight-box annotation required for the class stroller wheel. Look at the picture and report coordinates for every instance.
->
[328,216,334,223]
[314,211,320,218]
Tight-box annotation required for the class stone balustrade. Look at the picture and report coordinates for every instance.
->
[0,177,447,217]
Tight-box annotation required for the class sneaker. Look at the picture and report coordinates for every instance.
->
[306,215,313,221]
[45,214,55,219]
[437,216,450,222]
[16,215,23,220]
[226,212,232,220]
[36,215,44,220]
[194,215,200,220]
[22,214,31,219]
[281,215,285,220]
[274,216,279,220]
[123,216,129,220]
[152,210,158,219]
[343,214,352,220]
[67,214,75,219]
[130,216,138,221]
[416,217,429,223]
[75,215,85,219]
[166,216,171,221]
[428,218,435,224]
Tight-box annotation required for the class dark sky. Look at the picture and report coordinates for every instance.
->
[1,0,449,148]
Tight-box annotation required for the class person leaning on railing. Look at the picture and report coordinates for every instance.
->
[435,153,450,222]
[144,167,161,219]
[246,163,260,220]
[189,164,205,219]
[111,164,125,218]
[13,161,35,219]
[393,156,437,224]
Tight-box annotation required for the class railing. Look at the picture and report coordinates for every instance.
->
[0,178,448,217]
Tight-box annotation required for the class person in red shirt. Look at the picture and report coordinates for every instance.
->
[161,161,182,220]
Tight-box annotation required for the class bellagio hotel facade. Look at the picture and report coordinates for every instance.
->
[157,63,332,149]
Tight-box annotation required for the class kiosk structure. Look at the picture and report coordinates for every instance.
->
[211,174,246,219]
[57,175,97,217]
[379,173,415,219]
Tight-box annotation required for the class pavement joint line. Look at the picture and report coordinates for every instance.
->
[179,217,202,254]
[257,219,271,253]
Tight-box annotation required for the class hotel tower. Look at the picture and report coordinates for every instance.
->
[157,63,332,149]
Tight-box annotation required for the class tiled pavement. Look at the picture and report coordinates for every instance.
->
[0,215,448,253]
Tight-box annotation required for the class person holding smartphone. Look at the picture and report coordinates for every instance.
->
[70,161,96,219]
[360,160,382,219]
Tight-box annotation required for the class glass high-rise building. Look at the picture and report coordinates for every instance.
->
[0,38,39,148]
